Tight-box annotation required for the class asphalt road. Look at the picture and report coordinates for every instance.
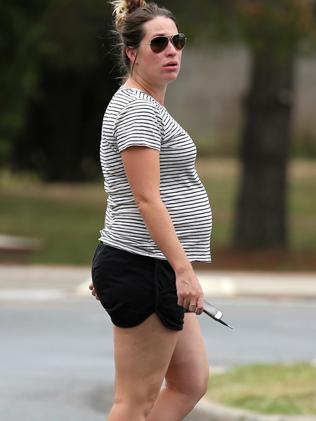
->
[0,296,315,421]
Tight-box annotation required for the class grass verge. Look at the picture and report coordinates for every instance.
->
[207,362,316,415]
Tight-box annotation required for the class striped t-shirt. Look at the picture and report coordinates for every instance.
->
[99,87,212,262]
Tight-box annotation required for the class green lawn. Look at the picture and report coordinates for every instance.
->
[0,158,315,265]
[0,177,105,264]
[197,158,316,252]
[207,362,316,415]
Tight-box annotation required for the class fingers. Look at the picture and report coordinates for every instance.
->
[182,297,191,310]
[189,303,196,312]
[177,296,184,308]
[188,297,204,315]
[178,292,204,315]
[88,282,100,300]
[195,295,204,315]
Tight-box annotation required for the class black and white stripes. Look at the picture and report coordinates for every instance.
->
[99,87,212,262]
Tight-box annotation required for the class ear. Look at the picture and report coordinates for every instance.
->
[125,47,138,64]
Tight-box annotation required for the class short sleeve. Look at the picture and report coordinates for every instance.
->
[114,99,163,153]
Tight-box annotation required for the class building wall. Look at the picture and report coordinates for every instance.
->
[166,46,316,156]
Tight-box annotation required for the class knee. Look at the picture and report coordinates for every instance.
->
[142,391,160,418]
[113,386,159,418]
[168,367,209,403]
[189,369,209,401]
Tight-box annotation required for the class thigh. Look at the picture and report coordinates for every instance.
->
[164,313,209,392]
[113,313,180,402]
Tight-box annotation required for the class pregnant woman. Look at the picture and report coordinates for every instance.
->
[89,1,213,419]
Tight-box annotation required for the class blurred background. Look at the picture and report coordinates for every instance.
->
[1,0,316,269]
[1,2,316,420]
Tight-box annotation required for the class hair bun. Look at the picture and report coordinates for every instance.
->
[111,0,147,30]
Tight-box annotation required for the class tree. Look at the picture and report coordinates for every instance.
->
[0,0,47,166]
[1,0,117,180]
[172,0,316,249]
[232,0,316,248]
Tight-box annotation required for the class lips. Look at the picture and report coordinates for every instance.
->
[163,62,178,68]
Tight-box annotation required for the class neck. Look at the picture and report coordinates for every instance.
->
[122,76,167,106]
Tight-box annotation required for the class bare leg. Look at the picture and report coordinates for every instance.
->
[147,313,209,421]
[108,313,180,421]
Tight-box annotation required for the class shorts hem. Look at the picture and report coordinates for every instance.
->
[155,312,184,331]
[108,309,155,329]
[109,310,184,331]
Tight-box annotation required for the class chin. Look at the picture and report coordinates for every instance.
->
[164,73,179,82]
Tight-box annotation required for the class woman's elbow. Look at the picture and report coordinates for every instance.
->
[134,193,161,210]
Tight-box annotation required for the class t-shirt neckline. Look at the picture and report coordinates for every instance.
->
[118,87,166,109]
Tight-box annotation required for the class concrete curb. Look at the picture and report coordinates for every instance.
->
[185,398,316,421]
[197,271,316,299]
[1,265,315,300]
[74,270,316,299]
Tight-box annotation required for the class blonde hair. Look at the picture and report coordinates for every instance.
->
[111,0,147,31]
[109,1,177,75]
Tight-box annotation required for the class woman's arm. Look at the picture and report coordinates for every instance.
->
[120,146,204,313]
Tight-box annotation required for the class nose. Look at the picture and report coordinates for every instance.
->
[165,40,177,55]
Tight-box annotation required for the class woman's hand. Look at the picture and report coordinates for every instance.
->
[175,267,204,315]
[88,282,100,300]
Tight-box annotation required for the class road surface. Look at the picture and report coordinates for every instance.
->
[0,296,315,420]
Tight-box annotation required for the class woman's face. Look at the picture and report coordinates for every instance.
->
[130,16,183,88]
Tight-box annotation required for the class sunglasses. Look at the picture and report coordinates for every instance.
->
[146,33,187,53]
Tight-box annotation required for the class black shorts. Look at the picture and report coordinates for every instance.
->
[91,242,185,331]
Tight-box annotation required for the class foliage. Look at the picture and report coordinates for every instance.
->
[172,0,316,54]
[1,1,316,180]
[1,0,117,180]
[0,0,46,165]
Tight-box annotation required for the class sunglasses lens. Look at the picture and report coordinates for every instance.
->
[173,33,186,50]
[150,37,168,53]
[150,34,187,53]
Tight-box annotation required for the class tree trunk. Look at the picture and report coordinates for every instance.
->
[234,50,295,248]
